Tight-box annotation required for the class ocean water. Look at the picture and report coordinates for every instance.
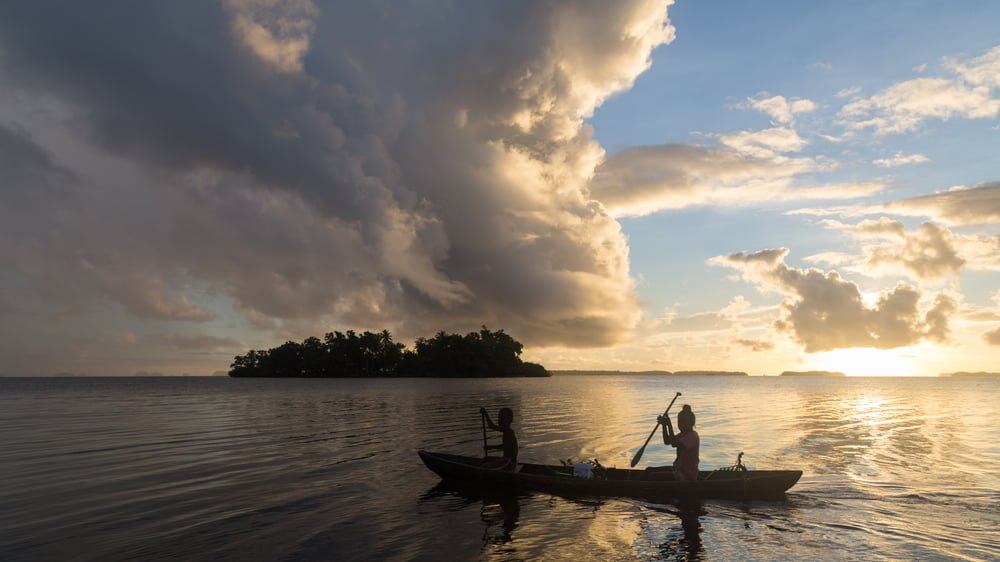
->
[1,375,997,561]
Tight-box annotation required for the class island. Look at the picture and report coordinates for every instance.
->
[672,370,748,376]
[779,371,846,377]
[938,371,1000,377]
[552,370,673,376]
[228,327,549,378]
[550,370,749,376]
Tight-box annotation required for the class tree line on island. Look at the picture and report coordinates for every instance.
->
[229,327,549,378]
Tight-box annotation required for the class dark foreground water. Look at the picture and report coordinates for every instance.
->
[1,375,998,561]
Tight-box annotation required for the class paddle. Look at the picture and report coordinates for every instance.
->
[481,410,489,457]
[630,391,682,467]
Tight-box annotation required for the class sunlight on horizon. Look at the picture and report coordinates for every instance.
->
[811,348,925,377]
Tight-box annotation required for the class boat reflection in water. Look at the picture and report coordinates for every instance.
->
[420,480,708,559]
[420,482,522,551]
[646,499,705,560]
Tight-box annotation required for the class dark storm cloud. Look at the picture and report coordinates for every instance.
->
[0,1,676,348]
[0,122,74,191]
[0,2,372,216]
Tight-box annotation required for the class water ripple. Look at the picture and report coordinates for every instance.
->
[0,375,997,561]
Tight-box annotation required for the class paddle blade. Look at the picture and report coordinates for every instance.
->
[630,446,646,467]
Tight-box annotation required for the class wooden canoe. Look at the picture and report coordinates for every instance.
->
[419,451,801,501]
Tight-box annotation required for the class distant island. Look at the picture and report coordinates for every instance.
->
[673,370,748,376]
[552,370,672,376]
[551,370,747,376]
[229,327,548,378]
[939,371,1000,377]
[780,371,846,377]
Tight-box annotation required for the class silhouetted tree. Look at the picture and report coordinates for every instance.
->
[229,326,548,378]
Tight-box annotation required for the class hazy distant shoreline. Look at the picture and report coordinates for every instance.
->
[549,370,999,377]
[551,370,748,376]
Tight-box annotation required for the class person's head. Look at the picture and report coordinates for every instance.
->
[677,404,695,432]
[498,407,514,427]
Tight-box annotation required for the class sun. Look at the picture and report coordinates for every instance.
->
[808,347,925,376]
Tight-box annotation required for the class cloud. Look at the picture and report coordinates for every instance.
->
[835,86,862,99]
[719,127,808,158]
[0,1,679,349]
[788,183,1000,228]
[718,295,780,351]
[840,78,999,134]
[839,44,1000,134]
[743,94,817,125]
[860,222,966,281]
[802,251,855,267]
[114,276,217,322]
[816,219,967,282]
[154,332,243,351]
[0,122,75,192]
[110,330,240,352]
[652,310,731,333]
[734,338,774,351]
[985,326,1000,346]
[114,332,137,346]
[225,0,318,74]
[881,183,1000,227]
[812,217,1000,284]
[943,44,1000,89]
[709,248,957,352]
[873,152,929,167]
[590,143,883,217]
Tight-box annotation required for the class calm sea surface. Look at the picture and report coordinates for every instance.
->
[1,375,997,561]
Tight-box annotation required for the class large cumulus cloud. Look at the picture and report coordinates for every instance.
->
[807,217,1000,283]
[0,1,678,348]
[709,248,956,352]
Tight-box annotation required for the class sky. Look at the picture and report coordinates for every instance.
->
[0,1,997,376]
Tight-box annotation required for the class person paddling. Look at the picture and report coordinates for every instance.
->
[659,404,700,481]
[480,407,518,470]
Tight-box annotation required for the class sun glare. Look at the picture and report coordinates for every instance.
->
[810,348,924,376]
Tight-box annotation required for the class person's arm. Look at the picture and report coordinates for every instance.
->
[480,407,501,431]
[658,415,678,446]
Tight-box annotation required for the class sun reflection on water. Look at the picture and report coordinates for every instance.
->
[810,348,924,376]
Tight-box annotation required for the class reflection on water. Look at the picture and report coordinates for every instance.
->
[0,375,998,561]
[643,500,705,560]
[420,482,521,551]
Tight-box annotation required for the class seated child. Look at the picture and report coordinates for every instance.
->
[480,407,518,470]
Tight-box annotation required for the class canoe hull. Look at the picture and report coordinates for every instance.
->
[418,451,801,501]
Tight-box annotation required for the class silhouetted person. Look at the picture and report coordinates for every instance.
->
[480,407,518,470]
[659,404,699,481]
